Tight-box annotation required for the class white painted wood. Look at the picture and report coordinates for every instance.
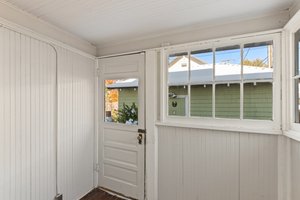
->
[291,139,300,200]
[145,50,159,200]
[158,127,279,200]
[239,133,278,200]
[56,46,95,200]
[97,12,290,56]
[0,26,56,200]
[158,32,282,135]
[1,0,293,50]
[98,53,145,200]
[0,1,96,55]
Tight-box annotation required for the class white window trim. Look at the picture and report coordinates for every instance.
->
[283,10,300,142]
[158,31,282,135]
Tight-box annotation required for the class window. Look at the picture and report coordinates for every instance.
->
[105,79,138,125]
[166,37,275,121]
[294,30,300,123]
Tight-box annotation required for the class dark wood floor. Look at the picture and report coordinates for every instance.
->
[81,188,124,200]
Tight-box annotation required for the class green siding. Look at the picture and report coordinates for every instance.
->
[215,84,240,119]
[191,85,212,117]
[169,85,188,95]
[118,88,138,108]
[118,83,272,120]
[244,82,272,120]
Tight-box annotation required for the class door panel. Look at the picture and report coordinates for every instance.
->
[99,53,145,200]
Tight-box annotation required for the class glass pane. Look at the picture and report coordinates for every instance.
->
[296,79,300,123]
[243,82,272,120]
[215,83,240,118]
[168,85,188,116]
[215,45,241,81]
[105,79,138,125]
[191,84,212,117]
[243,41,273,80]
[190,49,213,83]
[295,29,300,76]
[168,52,189,85]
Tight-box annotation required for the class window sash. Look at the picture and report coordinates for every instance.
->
[164,33,279,124]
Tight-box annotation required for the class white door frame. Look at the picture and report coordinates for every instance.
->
[97,53,146,200]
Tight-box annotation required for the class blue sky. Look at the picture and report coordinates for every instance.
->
[169,45,271,66]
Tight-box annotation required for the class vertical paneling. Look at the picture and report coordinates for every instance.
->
[0,27,56,200]
[158,127,278,200]
[57,47,95,200]
[291,140,300,200]
[240,133,278,200]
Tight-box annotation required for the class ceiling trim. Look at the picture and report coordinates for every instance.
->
[96,11,290,56]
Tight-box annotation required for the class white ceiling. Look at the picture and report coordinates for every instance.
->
[3,0,295,47]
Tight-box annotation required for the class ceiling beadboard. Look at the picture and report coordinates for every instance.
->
[2,0,295,47]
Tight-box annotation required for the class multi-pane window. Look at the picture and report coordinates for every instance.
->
[294,29,300,123]
[167,40,274,120]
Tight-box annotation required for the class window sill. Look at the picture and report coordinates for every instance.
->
[284,130,300,142]
[156,118,282,135]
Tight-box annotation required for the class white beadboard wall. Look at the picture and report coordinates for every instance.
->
[56,46,95,200]
[158,126,278,200]
[291,139,300,200]
[0,27,57,200]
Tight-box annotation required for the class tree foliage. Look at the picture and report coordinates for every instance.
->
[117,103,138,124]
[243,58,268,68]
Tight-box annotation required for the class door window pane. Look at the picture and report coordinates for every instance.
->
[191,84,212,117]
[168,85,188,116]
[105,79,138,125]
[244,82,272,120]
[243,41,273,80]
[215,83,240,118]
[215,45,241,81]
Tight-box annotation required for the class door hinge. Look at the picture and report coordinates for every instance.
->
[96,68,101,77]
[94,163,100,172]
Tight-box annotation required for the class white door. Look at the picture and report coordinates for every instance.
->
[98,53,145,200]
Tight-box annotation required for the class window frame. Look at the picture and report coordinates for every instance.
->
[159,32,282,134]
[283,10,300,141]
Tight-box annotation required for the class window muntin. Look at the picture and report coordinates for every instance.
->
[105,79,138,125]
[166,39,274,121]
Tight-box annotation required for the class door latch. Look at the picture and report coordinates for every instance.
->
[137,133,143,145]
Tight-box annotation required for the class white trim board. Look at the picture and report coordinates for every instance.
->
[96,11,289,56]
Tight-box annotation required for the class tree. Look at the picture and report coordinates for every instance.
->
[243,58,268,68]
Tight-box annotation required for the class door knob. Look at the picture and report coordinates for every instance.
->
[137,134,143,145]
